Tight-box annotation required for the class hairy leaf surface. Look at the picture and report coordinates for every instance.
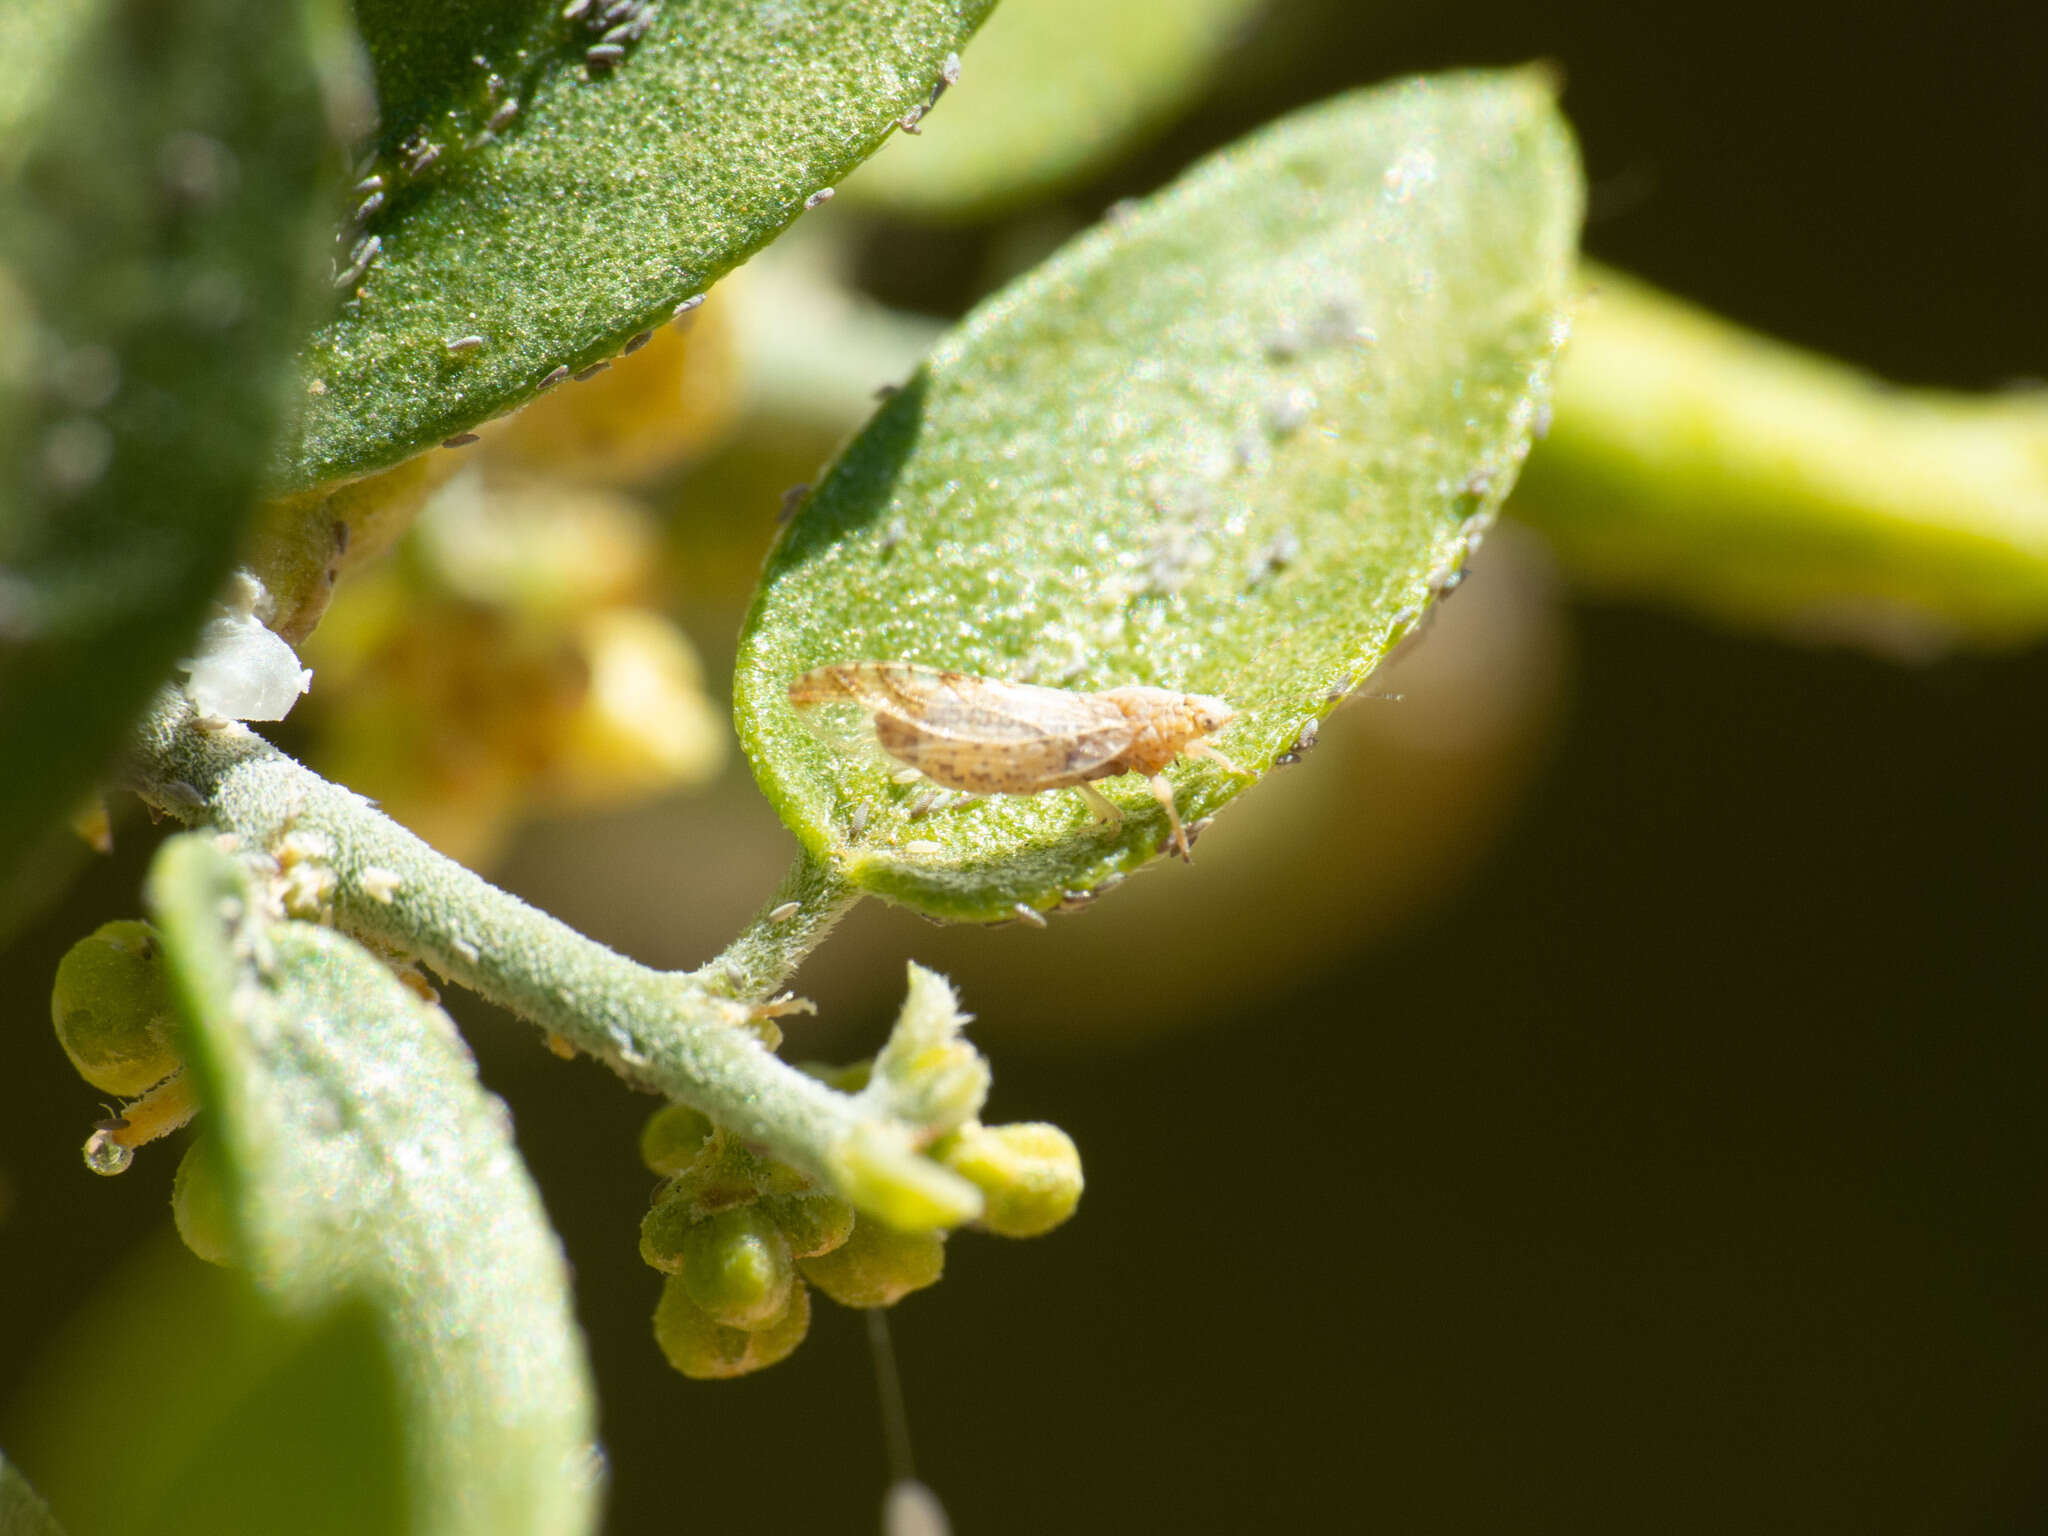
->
[736,71,1582,921]
[148,835,599,1536]
[285,0,998,486]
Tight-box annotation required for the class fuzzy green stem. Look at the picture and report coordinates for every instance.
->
[121,693,973,1223]
[695,853,860,1001]
[1511,264,2048,654]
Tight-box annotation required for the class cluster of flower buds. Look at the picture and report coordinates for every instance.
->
[637,1100,874,1379]
[634,966,1085,1380]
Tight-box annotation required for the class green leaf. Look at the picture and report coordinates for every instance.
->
[147,835,599,1536]
[3,1235,407,1536]
[1,1453,66,1536]
[0,7,78,158]
[284,0,1000,488]
[122,1301,410,1536]
[0,0,341,903]
[845,0,1264,219]
[734,70,1583,922]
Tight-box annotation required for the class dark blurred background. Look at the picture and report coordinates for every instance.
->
[7,1,2047,1531]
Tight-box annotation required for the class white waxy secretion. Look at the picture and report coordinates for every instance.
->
[181,574,312,723]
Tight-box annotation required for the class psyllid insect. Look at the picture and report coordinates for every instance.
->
[788,662,1246,860]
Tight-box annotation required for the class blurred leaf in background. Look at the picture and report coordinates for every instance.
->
[0,0,344,922]
[8,1239,407,1536]
[846,0,1268,220]
[1,1450,65,1536]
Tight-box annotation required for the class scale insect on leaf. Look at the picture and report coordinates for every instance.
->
[787,662,1247,860]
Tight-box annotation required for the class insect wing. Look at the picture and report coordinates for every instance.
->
[789,664,1131,792]
[786,664,898,764]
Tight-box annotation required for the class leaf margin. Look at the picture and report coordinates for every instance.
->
[733,68,1586,922]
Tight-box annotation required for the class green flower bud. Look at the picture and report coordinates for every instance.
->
[50,921,181,1096]
[937,1122,1084,1239]
[172,1136,237,1267]
[749,1156,811,1198]
[681,1206,796,1330]
[762,1191,856,1259]
[638,1188,700,1274]
[654,1273,810,1380]
[879,1040,990,1138]
[799,1218,945,1309]
[638,1102,714,1177]
[649,1141,762,1213]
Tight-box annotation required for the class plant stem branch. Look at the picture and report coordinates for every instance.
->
[119,693,961,1218]
[693,852,859,1000]
[1510,263,2048,655]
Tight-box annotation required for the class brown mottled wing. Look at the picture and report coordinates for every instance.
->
[788,663,1131,793]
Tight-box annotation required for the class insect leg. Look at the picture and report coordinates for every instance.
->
[1186,739,1252,778]
[1076,782,1123,830]
[1145,774,1191,861]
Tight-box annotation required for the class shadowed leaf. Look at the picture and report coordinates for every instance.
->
[0,0,342,915]
[1,1453,66,1536]
[3,1236,408,1536]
